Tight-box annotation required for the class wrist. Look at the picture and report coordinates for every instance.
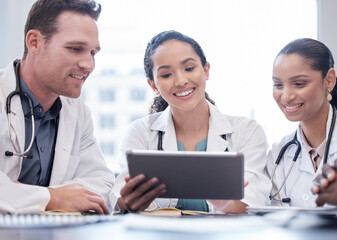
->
[46,188,56,210]
[117,197,127,211]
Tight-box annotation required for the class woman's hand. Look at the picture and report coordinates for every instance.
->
[207,181,249,212]
[117,174,167,212]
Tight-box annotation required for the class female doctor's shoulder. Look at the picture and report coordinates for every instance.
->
[220,111,269,150]
[119,110,166,151]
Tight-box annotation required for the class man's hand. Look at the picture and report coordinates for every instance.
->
[46,183,109,214]
[117,174,166,212]
[312,161,337,206]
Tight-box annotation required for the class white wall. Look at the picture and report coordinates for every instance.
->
[0,0,35,68]
[317,0,337,61]
[1,0,336,67]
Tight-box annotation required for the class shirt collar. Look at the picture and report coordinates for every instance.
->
[300,126,326,157]
[20,77,62,119]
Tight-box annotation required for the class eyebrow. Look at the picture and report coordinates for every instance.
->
[272,74,309,81]
[156,57,197,72]
[289,74,309,80]
[66,41,101,52]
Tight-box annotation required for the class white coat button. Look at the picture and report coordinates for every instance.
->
[302,194,309,201]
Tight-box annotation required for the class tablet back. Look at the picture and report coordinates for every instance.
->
[126,150,244,199]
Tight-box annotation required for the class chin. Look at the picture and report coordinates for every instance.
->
[62,91,81,99]
[284,115,301,122]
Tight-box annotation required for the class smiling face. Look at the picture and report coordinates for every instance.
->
[148,40,209,113]
[31,11,100,99]
[272,53,331,124]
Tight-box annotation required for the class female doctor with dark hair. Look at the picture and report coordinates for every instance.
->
[268,38,337,207]
[109,30,271,213]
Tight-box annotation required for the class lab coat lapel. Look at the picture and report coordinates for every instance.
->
[49,98,77,185]
[151,107,178,151]
[4,61,25,154]
[207,103,233,152]
[285,127,314,174]
[8,93,25,155]
[325,105,337,166]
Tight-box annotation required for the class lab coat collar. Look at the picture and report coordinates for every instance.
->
[286,105,337,174]
[49,96,78,184]
[150,100,234,152]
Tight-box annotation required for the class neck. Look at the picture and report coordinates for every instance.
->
[301,104,330,148]
[20,59,58,112]
[171,99,210,150]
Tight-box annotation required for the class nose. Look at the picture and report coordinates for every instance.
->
[78,53,95,72]
[280,86,296,103]
[174,71,188,87]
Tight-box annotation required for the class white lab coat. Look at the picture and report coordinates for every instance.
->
[267,105,337,207]
[110,101,271,212]
[0,61,114,214]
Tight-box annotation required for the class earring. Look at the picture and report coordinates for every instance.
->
[327,88,332,101]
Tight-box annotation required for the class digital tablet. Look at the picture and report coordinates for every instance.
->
[246,206,337,215]
[126,150,244,199]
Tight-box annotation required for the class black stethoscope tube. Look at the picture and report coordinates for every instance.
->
[4,60,35,159]
[270,106,336,203]
[157,131,228,152]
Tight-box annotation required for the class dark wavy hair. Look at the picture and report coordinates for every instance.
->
[276,38,337,108]
[23,0,101,59]
[144,30,215,114]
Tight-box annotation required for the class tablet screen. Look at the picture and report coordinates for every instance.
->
[126,150,244,199]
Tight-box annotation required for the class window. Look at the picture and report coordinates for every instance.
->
[100,141,114,156]
[130,88,146,102]
[130,114,146,123]
[100,114,115,129]
[100,89,115,102]
[82,0,317,173]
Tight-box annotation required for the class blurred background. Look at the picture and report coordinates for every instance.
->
[1,0,336,173]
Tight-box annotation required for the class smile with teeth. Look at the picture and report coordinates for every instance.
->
[69,73,86,80]
[174,88,195,97]
[284,103,303,110]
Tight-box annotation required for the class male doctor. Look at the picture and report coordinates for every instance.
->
[0,0,114,214]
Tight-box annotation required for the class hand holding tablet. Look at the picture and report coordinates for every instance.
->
[126,150,244,200]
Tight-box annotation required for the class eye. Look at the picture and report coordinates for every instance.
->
[294,82,306,87]
[185,66,195,72]
[68,47,82,52]
[273,83,283,88]
[161,73,172,79]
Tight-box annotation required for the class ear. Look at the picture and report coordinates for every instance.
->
[204,62,210,81]
[325,68,336,91]
[25,29,44,55]
[147,79,158,93]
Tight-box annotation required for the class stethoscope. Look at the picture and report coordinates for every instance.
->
[156,131,228,151]
[269,106,336,204]
[4,60,35,159]
[155,130,228,209]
